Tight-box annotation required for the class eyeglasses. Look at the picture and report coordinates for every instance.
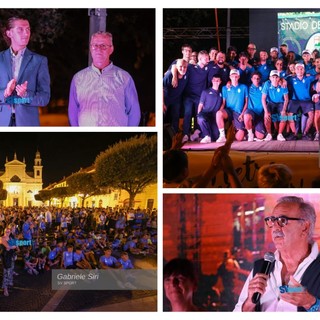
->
[264,215,305,228]
[90,44,112,51]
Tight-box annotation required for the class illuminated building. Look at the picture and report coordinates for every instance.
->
[0,151,43,206]
[45,166,157,210]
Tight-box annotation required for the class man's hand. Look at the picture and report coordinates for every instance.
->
[312,93,320,103]
[4,79,16,97]
[280,276,317,310]
[242,273,269,311]
[264,111,271,122]
[16,81,28,97]
[280,78,287,88]
[163,103,167,113]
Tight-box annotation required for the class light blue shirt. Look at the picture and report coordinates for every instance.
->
[68,62,141,126]
[248,84,264,115]
[222,84,248,114]
[287,75,316,101]
[119,258,134,269]
[262,80,288,103]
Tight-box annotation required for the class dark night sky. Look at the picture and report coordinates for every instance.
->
[0,132,156,188]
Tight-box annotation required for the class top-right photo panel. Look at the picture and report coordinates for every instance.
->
[163,8,320,188]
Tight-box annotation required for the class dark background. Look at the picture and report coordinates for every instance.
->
[163,8,319,71]
[0,132,156,187]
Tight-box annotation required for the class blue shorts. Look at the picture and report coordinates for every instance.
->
[267,102,284,114]
[288,100,314,114]
[315,101,320,111]
[245,109,266,134]
[225,108,245,131]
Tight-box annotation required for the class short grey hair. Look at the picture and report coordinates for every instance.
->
[276,196,316,243]
[91,31,113,43]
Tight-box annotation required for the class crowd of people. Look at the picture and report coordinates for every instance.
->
[163,42,320,143]
[0,205,157,296]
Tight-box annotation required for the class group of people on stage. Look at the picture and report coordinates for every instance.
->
[163,42,320,143]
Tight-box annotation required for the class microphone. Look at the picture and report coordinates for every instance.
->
[252,252,275,304]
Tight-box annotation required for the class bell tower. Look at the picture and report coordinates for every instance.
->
[34,150,43,181]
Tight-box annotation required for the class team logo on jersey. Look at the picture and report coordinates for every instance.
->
[238,88,241,93]
[277,88,280,93]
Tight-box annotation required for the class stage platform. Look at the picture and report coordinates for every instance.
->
[165,140,320,188]
[181,140,319,153]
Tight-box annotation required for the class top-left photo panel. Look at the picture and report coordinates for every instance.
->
[0,8,155,127]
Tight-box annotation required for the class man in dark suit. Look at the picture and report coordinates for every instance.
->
[0,16,50,126]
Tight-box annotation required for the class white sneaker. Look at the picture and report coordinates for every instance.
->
[200,135,211,143]
[314,132,319,141]
[277,133,286,141]
[182,135,189,143]
[264,133,273,141]
[190,129,200,141]
[216,135,226,143]
[248,133,254,142]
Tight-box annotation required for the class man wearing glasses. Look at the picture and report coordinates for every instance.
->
[68,31,141,126]
[246,43,258,67]
[234,196,320,312]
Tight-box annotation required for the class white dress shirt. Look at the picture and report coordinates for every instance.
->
[234,242,319,312]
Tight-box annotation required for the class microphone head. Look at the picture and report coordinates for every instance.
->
[264,252,275,263]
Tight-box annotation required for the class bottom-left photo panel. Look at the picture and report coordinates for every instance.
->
[0,132,157,311]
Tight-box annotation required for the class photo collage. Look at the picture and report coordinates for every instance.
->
[0,5,319,320]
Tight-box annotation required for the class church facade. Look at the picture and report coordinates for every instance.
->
[0,151,43,207]
[0,151,157,211]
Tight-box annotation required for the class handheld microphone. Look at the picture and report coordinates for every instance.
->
[252,252,275,304]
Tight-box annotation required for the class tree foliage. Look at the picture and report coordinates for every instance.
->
[0,9,66,50]
[66,172,101,207]
[35,190,53,204]
[50,186,70,207]
[94,134,157,208]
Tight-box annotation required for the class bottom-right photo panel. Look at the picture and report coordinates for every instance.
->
[163,193,320,312]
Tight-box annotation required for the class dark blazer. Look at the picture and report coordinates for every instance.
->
[0,48,50,126]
